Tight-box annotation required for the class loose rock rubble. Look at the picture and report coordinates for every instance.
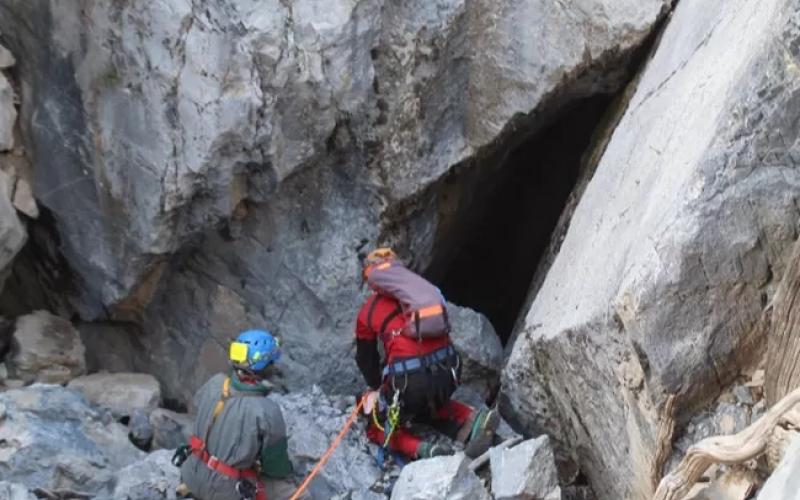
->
[105,450,181,500]
[270,386,383,498]
[0,384,143,494]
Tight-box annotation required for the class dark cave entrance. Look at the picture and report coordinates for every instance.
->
[426,93,618,344]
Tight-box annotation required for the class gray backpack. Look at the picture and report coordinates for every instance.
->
[365,260,451,340]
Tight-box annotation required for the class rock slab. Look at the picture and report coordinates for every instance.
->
[490,435,559,500]
[391,453,490,500]
[67,372,161,418]
[502,0,800,497]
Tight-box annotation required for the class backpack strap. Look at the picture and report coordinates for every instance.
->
[201,376,232,448]
[367,294,404,339]
[380,304,403,340]
[200,377,264,448]
[366,294,380,337]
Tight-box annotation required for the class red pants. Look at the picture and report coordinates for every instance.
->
[366,399,474,458]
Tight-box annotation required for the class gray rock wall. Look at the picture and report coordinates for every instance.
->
[502,0,800,498]
[0,0,669,401]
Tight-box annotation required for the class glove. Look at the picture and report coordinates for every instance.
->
[362,389,380,415]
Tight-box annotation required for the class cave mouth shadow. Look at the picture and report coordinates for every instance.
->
[426,93,617,344]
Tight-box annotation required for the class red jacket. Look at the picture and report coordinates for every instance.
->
[355,293,451,363]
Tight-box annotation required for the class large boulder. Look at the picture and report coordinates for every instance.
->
[7,310,86,384]
[390,454,490,500]
[0,384,144,494]
[448,302,503,396]
[490,436,560,500]
[67,372,161,419]
[270,387,382,498]
[0,0,668,402]
[502,0,800,498]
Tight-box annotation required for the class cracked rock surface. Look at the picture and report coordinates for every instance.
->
[502,0,800,498]
[0,0,667,402]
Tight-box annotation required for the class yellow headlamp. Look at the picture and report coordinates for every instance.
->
[229,341,249,363]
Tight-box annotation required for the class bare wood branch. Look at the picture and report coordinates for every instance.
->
[653,386,800,500]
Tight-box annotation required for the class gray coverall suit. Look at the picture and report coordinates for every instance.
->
[180,373,308,500]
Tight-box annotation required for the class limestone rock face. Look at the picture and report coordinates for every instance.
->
[7,310,86,384]
[502,0,800,498]
[0,0,668,401]
[0,39,28,288]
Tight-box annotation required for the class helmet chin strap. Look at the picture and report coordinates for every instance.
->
[234,368,262,383]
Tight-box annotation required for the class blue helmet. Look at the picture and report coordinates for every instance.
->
[229,329,281,373]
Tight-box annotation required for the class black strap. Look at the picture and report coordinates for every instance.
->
[380,305,403,338]
[414,311,421,342]
[366,295,380,337]
[442,304,451,334]
[368,294,405,339]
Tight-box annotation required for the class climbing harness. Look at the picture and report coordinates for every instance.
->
[381,345,458,378]
[172,377,266,500]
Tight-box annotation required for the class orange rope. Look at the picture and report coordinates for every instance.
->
[288,396,366,500]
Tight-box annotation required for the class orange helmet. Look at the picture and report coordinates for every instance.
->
[361,247,397,280]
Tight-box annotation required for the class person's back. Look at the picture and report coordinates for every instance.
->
[354,248,499,461]
[357,292,451,363]
[181,373,290,500]
[176,329,307,500]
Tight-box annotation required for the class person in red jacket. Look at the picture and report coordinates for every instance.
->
[355,248,499,460]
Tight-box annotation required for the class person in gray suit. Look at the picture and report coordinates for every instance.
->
[175,330,309,500]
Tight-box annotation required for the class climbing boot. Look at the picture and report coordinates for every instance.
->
[463,408,500,458]
[416,440,454,459]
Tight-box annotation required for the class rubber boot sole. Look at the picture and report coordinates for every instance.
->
[464,409,500,458]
